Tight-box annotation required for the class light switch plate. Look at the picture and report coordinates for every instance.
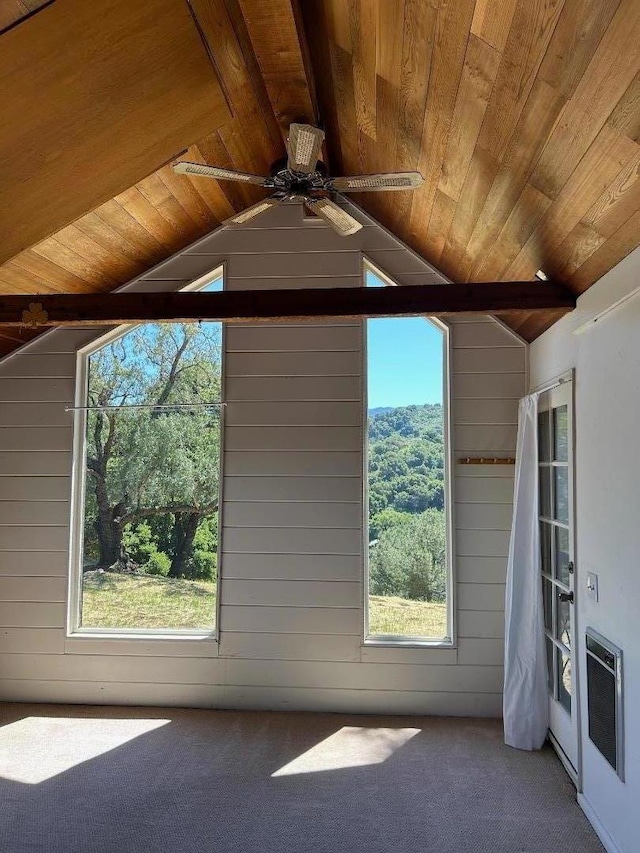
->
[587,572,599,602]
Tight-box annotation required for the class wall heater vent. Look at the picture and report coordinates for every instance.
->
[586,628,624,780]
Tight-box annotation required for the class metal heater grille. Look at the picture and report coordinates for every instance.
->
[586,628,624,780]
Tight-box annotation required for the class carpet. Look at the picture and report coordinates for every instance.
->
[0,703,603,853]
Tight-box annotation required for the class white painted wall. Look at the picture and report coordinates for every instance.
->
[529,247,640,853]
[0,201,525,715]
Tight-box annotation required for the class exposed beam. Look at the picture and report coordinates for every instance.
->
[237,0,318,132]
[2,282,576,327]
[0,0,231,265]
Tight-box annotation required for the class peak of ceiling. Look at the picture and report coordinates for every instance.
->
[1,0,639,357]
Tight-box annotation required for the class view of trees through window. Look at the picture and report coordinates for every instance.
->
[78,280,222,632]
[366,272,449,639]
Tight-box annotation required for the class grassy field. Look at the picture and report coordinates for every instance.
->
[82,572,216,630]
[369,595,447,638]
[82,572,447,637]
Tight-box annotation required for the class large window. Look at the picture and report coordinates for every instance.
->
[71,279,223,634]
[365,269,451,642]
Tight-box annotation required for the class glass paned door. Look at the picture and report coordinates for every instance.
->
[538,382,577,772]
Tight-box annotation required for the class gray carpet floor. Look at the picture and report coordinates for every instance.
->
[0,703,603,853]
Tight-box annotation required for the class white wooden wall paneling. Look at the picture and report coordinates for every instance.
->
[0,576,66,601]
[0,552,68,576]
[221,553,361,581]
[0,428,72,452]
[224,451,362,477]
[224,426,361,451]
[0,200,525,714]
[226,325,360,352]
[226,351,362,376]
[1,627,66,654]
[223,528,362,555]
[0,378,74,402]
[0,452,71,476]
[0,403,73,428]
[226,401,362,427]
[223,502,361,528]
[455,503,513,530]
[221,632,362,662]
[222,579,361,608]
[0,501,69,525]
[457,557,509,584]
[224,477,362,502]
[0,477,71,501]
[0,602,65,628]
[0,680,503,716]
[0,653,503,694]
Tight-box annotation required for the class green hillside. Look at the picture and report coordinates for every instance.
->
[367,404,446,606]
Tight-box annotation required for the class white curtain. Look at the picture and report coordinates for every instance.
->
[503,392,548,750]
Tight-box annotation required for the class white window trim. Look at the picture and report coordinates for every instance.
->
[361,259,456,648]
[66,267,225,647]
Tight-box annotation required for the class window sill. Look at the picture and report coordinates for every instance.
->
[364,637,454,648]
[65,631,219,657]
[361,640,457,665]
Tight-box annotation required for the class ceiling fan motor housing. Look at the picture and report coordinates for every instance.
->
[268,157,330,196]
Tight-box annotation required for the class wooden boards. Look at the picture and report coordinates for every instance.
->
[0,0,638,356]
[0,0,230,264]
[304,0,640,341]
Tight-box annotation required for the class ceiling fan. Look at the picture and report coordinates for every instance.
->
[173,123,424,238]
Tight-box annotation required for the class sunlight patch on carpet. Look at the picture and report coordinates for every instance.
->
[272,726,420,776]
[0,716,170,783]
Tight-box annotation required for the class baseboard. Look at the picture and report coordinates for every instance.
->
[577,793,622,853]
[548,731,578,786]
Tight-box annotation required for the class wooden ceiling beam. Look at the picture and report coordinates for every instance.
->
[237,0,318,132]
[2,282,575,327]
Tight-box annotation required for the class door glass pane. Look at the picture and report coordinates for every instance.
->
[539,466,551,518]
[540,522,552,576]
[557,648,572,713]
[555,526,570,585]
[553,405,568,462]
[542,578,553,632]
[538,410,551,462]
[546,638,554,695]
[553,466,569,524]
[556,593,571,649]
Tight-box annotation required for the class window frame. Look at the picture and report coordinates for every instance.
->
[66,269,226,643]
[361,260,455,648]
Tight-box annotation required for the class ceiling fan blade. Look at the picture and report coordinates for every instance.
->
[331,171,424,192]
[223,197,281,226]
[304,197,362,237]
[287,124,325,174]
[173,162,269,186]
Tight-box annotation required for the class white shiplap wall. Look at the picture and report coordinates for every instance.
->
[0,201,525,714]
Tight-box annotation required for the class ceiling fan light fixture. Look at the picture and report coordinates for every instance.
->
[535,269,549,281]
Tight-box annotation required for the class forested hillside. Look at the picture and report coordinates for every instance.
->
[368,404,447,603]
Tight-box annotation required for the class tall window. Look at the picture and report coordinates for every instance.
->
[72,279,223,634]
[365,269,451,641]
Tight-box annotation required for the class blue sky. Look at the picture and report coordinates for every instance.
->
[367,271,443,408]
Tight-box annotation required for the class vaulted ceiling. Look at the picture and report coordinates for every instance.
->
[1,0,639,356]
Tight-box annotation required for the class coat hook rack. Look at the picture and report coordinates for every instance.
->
[458,456,516,465]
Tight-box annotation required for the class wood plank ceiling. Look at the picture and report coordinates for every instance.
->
[1,0,640,357]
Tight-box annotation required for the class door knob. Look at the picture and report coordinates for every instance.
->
[558,591,574,603]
